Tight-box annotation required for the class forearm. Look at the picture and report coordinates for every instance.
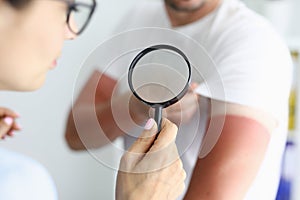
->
[65,102,117,150]
[65,92,148,150]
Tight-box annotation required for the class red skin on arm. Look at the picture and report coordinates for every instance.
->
[65,70,118,150]
[184,115,271,200]
[94,71,117,103]
[66,70,149,150]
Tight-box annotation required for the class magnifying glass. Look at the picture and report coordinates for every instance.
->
[128,44,191,133]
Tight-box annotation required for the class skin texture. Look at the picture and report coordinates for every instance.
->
[184,104,273,200]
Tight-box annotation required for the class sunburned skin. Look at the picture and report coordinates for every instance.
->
[65,70,118,150]
[186,114,271,200]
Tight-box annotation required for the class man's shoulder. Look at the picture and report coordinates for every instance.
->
[216,0,275,36]
[208,0,288,57]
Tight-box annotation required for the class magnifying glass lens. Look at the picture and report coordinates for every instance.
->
[131,49,190,104]
[128,45,191,133]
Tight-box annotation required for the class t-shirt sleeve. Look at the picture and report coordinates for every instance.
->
[195,20,293,120]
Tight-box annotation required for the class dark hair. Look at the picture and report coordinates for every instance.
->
[6,0,32,9]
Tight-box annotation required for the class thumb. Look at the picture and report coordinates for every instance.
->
[0,117,14,139]
[148,118,178,152]
[189,82,198,91]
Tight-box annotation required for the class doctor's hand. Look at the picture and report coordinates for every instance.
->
[116,118,186,200]
[0,107,21,139]
[163,83,199,125]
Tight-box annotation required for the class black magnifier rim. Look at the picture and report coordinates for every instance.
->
[128,44,191,108]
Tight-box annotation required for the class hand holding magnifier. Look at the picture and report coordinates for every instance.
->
[128,44,191,133]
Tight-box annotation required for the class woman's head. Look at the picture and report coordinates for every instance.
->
[0,0,96,91]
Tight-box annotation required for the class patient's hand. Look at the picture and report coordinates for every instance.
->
[163,83,199,125]
[0,107,21,139]
[116,118,186,200]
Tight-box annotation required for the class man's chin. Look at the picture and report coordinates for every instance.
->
[165,0,205,12]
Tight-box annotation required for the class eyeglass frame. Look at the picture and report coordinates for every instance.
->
[64,0,97,35]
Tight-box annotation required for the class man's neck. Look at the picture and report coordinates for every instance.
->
[165,0,221,27]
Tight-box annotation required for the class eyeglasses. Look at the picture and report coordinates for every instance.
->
[64,0,97,35]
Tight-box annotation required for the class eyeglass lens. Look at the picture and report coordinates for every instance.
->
[68,0,95,34]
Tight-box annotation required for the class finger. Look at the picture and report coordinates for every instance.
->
[132,119,178,172]
[189,82,199,90]
[0,117,14,138]
[12,121,22,131]
[180,103,198,118]
[0,108,19,118]
[140,119,178,170]
[7,130,14,137]
[165,111,182,121]
[6,122,21,137]
[188,83,199,99]
[120,118,158,170]
[165,101,181,113]
[127,118,158,154]
[166,93,198,113]
[181,93,199,107]
[148,118,178,152]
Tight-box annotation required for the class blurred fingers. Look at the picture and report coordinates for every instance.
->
[0,107,19,118]
[0,117,14,139]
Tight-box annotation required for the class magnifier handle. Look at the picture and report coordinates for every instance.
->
[154,106,162,134]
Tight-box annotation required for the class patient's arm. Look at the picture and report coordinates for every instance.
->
[65,70,148,150]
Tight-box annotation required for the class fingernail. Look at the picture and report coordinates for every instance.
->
[144,118,155,130]
[4,117,13,125]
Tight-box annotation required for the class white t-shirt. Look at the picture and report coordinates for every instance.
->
[97,0,292,199]
[0,148,58,200]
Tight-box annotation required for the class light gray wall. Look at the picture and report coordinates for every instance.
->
[242,0,300,48]
[0,0,138,199]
